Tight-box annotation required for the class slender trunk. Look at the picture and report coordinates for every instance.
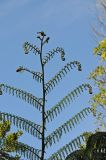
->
[40,39,46,160]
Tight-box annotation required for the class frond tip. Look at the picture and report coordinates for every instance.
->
[45,107,91,147]
[16,66,43,83]
[42,47,65,65]
[23,42,40,54]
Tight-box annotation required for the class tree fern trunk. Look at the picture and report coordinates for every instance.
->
[40,38,46,160]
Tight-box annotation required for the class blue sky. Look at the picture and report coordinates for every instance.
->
[0,0,99,159]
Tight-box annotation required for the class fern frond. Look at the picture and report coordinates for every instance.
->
[45,107,91,147]
[0,84,42,111]
[0,150,21,160]
[15,141,41,160]
[46,84,92,122]
[23,42,40,54]
[45,61,82,95]
[42,47,65,65]
[48,135,85,160]
[16,66,43,83]
[0,111,42,138]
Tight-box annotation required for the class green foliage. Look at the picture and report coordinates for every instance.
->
[0,120,11,138]
[89,39,106,129]
[93,39,106,60]
[0,120,22,160]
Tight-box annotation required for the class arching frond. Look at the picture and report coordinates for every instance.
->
[45,107,91,147]
[16,66,43,83]
[46,84,92,122]
[45,61,82,95]
[42,47,65,65]
[48,135,85,160]
[0,111,42,138]
[15,142,41,160]
[0,84,42,111]
[23,42,40,55]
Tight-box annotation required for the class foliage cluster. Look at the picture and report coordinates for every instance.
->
[89,39,106,129]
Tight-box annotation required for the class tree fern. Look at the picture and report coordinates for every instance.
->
[0,32,93,160]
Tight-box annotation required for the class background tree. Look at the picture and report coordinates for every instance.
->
[65,131,106,160]
[93,0,106,41]
[0,32,93,160]
[0,120,23,160]
[89,38,106,129]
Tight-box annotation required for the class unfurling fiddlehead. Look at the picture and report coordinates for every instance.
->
[42,47,65,65]
[23,42,40,55]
